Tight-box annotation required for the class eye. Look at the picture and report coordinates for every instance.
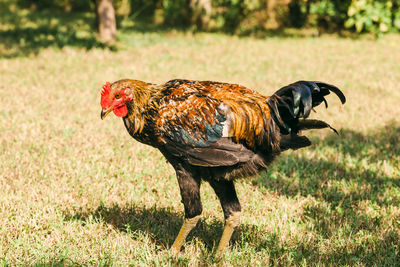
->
[115,93,121,99]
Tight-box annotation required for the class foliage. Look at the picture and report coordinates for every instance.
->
[161,0,192,26]
[128,0,158,18]
[10,0,400,35]
[309,0,352,31]
[345,0,400,36]
[288,0,308,28]
[212,0,247,33]
[17,0,93,11]
[308,0,400,35]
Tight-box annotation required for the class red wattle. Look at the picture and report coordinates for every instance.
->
[113,105,128,117]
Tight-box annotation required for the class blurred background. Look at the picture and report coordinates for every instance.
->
[2,0,400,56]
[0,0,399,265]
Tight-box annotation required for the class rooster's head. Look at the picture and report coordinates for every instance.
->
[100,80,136,119]
[100,79,154,120]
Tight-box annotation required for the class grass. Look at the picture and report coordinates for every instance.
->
[1,6,400,266]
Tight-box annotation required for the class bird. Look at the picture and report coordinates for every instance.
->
[100,78,346,254]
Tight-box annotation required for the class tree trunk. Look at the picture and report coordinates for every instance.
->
[191,0,212,30]
[96,0,116,44]
[265,0,292,29]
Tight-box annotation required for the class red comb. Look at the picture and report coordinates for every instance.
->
[100,82,111,109]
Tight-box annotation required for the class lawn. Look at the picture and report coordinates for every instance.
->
[0,7,399,266]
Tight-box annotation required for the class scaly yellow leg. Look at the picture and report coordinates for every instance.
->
[216,211,241,253]
[170,215,201,255]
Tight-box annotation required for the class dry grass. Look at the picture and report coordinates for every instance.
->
[0,10,399,265]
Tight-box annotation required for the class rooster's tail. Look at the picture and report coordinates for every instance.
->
[266,81,346,150]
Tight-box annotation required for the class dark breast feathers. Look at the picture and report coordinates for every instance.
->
[135,79,281,180]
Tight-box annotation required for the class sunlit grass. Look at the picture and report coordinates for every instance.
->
[0,8,399,265]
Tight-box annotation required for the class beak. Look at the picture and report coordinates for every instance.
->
[100,107,113,120]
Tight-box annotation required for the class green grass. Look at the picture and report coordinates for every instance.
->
[0,6,399,266]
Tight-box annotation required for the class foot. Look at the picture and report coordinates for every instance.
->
[170,215,201,255]
[216,211,241,254]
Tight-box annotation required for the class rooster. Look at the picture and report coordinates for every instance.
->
[100,79,346,254]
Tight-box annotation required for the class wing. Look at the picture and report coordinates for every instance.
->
[207,82,278,150]
[156,80,226,147]
[153,80,258,167]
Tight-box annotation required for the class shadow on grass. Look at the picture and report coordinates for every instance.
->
[63,122,399,265]
[243,226,397,265]
[0,8,104,58]
[62,203,312,264]
[122,17,343,41]
[63,203,225,253]
[63,201,398,265]
[250,122,400,265]
[255,122,400,207]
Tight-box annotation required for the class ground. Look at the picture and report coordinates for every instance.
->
[0,9,399,266]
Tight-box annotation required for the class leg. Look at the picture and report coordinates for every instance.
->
[170,166,202,254]
[208,179,241,253]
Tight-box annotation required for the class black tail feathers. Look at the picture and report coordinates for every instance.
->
[267,81,346,135]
